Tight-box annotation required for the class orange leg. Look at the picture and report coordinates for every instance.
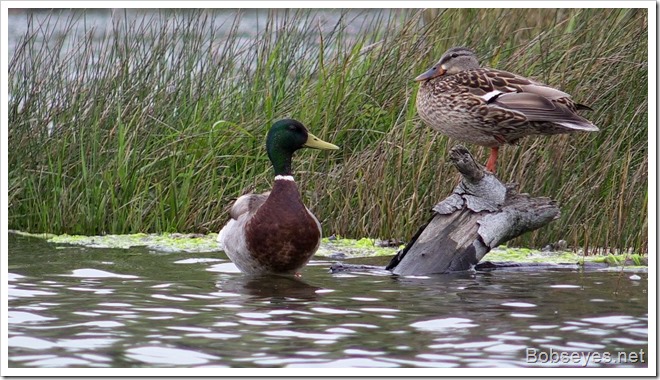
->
[485,147,499,173]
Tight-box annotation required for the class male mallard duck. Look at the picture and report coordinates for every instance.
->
[217,119,339,275]
[414,46,598,172]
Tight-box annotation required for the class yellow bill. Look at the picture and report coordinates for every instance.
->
[304,132,339,150]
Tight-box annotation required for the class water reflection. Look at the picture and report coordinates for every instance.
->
[217,274,321,300]
[8,234,649,368]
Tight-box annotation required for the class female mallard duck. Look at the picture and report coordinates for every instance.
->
[414,46,598,172]
[217,119,339,275]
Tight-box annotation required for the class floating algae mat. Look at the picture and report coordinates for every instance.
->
[317,237,405,258]
[8,230,647,269]
[486,246,647,269]
[10,231,220,253]
[9,231,401,258]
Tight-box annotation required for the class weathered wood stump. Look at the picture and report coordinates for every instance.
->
[384,145,561,276]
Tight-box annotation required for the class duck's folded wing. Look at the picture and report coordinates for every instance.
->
[229,192,270,220]
[489,92,598,131]
[517,82,572,100]
[218,192,270,249]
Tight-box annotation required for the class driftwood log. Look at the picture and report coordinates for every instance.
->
[381,145,561,276]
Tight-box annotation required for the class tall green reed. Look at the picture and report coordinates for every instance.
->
[9,8,647,254]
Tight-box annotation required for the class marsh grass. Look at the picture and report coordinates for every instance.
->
[8,8,648,254]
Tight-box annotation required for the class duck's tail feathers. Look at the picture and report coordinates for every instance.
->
[556,120,599,132]
[576,103,594,112]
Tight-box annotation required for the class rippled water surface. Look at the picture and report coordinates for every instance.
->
[8,234,648,369]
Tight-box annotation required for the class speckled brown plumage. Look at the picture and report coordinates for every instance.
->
[415,46,599,172]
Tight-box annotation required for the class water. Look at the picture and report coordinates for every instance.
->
[8,233,648,368]
[8,9,396,63]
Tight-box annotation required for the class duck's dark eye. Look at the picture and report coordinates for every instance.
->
[451,53,458,58]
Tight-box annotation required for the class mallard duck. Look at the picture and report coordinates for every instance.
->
[217,119,339,275]
[414,46,598,172]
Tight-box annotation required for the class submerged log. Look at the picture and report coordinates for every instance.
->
[385,145,561,276]
[329,261,612,274]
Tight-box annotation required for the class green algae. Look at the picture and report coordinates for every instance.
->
[12,230,221,253]
[486,247,583,264]
[9,230,57,240]
[316,237,404,258]
[592,253,648,266]
[9,231,647,270]
[9,231,402,258]
[486,247,648,268]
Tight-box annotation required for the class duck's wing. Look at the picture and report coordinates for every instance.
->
[488,92,598,131]
[460,69,570,98]
[229,192,270,220]
[465,69,599,132]
[218,192,270,250]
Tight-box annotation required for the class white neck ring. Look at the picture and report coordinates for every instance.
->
[274,175,295,182]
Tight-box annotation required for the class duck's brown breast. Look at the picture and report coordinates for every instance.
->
[244,180,321,273]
